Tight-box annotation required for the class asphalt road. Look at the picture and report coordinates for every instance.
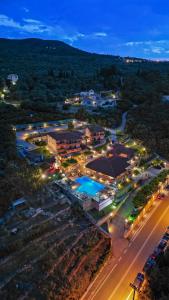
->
[82,196,169,300]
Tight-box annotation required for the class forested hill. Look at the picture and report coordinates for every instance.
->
[0,38,120,77]
[0,38,124,102]
[0,38,93,57]
[1,38,169,105]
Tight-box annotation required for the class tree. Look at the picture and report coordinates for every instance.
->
[68,121,74,131]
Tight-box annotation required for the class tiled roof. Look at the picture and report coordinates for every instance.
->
[109,143,135,159]
[86,156,130,178]
[48,130,83,141]
[86,143,135,178]
[87,125,104,133]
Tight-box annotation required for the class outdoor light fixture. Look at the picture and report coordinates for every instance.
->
[41,174,46,179]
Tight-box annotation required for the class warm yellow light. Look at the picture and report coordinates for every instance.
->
[41,174,46,179]
[24,133,29,139]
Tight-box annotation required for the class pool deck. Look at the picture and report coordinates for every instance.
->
[75,176,105,197]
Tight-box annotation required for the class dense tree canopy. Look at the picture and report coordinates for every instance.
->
[140,249,169,300]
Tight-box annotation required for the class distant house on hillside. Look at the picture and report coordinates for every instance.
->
[79,89,95,97]
[7,74,18,85]
[162,95,169,102]
[81,97,97,107]
[65,89,119,108]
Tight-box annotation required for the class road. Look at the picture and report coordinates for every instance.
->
[110,111,128,142]
[82,196,169,300]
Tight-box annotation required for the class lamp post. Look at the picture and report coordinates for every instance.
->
[130,285,137,300]
[132,289,136,300]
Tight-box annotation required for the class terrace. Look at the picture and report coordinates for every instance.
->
[68,175,116,211]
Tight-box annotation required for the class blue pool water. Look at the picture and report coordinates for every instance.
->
[75,176,105,196]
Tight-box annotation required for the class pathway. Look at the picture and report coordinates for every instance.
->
[107,111,128,142]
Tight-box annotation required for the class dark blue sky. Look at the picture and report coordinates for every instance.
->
[0,0,169,59]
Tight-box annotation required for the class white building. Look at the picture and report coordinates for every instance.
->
[7,74,18,85]
[162,95,169,102]
[80,89,95,97]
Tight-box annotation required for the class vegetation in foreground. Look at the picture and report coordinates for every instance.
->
[140,249,169,300]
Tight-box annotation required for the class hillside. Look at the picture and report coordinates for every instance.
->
[0,38,91,57]
[0,182,111,300]
[0,38,121,103]
[1,38,169,105]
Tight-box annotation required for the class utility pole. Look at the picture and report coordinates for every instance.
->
[132,289,136,300]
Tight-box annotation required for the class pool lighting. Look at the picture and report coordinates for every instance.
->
[71,185,77,190]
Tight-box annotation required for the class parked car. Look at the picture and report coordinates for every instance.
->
[164,185,169,191]
[166,226,169,235]
[158,239,167,251]
[130,273,144,292]
[143,256,156,272]
[152,246,163,259]
[157,194,165,200]
[162,233,169,242]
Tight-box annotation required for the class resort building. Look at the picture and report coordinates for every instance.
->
[85,125,105,145]
[47,130,83,158]
[85,143,135,181]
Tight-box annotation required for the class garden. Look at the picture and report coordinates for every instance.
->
[133,169,169,209]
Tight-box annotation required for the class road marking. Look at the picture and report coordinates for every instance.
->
[82,200,168,300]
[131,201,160,242]
[107,203,169,300]
[125,290,133,300]
[118,257,122,262]
[80,255,116,300]
[123,249,127,254]
[89,263,118,300]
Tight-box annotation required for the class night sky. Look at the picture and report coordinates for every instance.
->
[0,0,169,59]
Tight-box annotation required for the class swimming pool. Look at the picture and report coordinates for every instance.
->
[75,176,105,196]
